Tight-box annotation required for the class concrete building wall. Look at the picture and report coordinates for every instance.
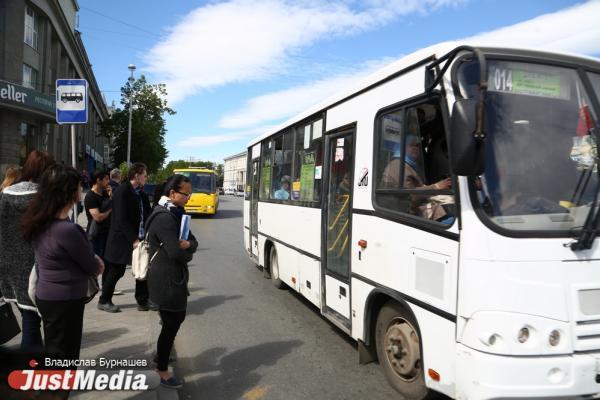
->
[0,0,109,174]
[223,151,247,191]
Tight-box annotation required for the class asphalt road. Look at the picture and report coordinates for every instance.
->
[172,196,400,400]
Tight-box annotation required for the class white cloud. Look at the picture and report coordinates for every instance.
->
[218,0,600,130]
[173,125,279,147]
[461,0,600,55]
[218,57,395,129]
[145,0,466,103]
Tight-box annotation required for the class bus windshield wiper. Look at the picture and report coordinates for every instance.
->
[571,122,600,251]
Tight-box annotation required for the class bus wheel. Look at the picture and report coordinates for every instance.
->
[269,246,285,289]
[375,302,429,399]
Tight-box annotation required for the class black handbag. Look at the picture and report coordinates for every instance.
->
[0,302,21,345]
[85,276,99,304]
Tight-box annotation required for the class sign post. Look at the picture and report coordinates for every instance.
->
[56,79,88,222]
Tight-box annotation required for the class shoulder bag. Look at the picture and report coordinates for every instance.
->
[131,213,162,281]
[0,301,21,345]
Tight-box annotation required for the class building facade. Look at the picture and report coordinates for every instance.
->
[0,0,109,174]
[223,151,246,192]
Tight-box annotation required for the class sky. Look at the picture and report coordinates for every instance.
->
[76,0,600,164]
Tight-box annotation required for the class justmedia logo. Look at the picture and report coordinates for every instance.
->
[8,367,160,391]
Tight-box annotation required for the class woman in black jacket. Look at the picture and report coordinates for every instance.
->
[146,174,197,389]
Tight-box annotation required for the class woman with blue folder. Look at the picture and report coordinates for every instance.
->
[145,174,198,389]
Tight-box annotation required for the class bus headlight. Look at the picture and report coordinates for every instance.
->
[459,311,572,355]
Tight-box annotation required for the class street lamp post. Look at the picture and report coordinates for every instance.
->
[126,63,136,166]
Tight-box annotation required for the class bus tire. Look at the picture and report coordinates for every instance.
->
[375,301,430,399]
[269,246,285,289]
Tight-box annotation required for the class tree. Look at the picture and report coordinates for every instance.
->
[102,75,175,173]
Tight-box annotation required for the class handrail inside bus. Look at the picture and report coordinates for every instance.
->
[328,194,350,231]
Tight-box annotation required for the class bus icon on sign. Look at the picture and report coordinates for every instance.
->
[60,92,83,103]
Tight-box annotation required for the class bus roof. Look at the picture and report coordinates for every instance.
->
[174,168,216,174]
[247,41,600,147]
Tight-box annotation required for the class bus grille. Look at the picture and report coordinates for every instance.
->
[574,319,600,352]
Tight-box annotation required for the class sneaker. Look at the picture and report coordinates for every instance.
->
[113,290,124,295]
[148,301,159,311]
[137,303,149,311]
[97,302,121,313]
[160,376,183,389]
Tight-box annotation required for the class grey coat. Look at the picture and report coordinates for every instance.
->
[146,206,197,312]
[0,182,38,310]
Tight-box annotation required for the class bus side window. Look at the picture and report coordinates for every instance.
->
[375,102,455,225]
[291,119,323,203]
[259,139,273,200]
[270,130,293,200]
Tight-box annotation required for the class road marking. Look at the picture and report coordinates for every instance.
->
[243,385,270,400]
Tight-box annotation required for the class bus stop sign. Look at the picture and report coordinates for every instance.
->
[56,79,88,124]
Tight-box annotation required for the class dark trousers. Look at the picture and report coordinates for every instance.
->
[91,231,108,259]
[99,262,149,306]
[135,279,149,306]
[99,262,126,304]
[18,308,43,353]
[156,310,186,372]
[36,297,85,360]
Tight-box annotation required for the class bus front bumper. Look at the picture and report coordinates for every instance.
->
[455,344,600,399]
[185,205,216,214]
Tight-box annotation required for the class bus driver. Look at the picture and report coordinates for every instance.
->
[381,134,452,221]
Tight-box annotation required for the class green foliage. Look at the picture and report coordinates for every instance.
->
[118,161,129,181]
[150,160,224,184]
[101,75,175,173]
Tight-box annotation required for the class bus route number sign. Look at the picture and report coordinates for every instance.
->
[488,65,568,100]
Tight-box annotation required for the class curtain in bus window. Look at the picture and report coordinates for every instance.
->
[271,131,293,200]
[260,140,272,200]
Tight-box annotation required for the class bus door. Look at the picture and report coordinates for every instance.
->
[323,128,354,328]
[249,158,260,257]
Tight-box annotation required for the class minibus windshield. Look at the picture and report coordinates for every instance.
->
[456,59,600,233]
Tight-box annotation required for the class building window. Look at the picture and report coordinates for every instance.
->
[23,64,37,89]
[24,5,38,50]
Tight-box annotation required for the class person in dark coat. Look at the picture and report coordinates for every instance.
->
[0,150,55,352]
[100,162,151,312]
[146,175,197,388]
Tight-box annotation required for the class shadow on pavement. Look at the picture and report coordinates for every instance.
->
[178,340,303,400]
[81,327,130,348]
[185,295,243,316]
[212,208,243,219]
[96,342,150,361]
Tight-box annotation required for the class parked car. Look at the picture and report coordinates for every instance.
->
[218,187,224,195]
[235,189,245,197]
[224,187,235,195]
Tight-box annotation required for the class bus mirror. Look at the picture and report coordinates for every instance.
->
[450,98,485,176]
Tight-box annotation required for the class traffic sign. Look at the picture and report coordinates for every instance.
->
[56,79,88,124]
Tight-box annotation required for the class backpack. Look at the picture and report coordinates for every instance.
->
[131,213,162,280]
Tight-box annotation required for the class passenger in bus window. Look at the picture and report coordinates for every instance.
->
[273,175,291,200]
[381,134,452,221]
